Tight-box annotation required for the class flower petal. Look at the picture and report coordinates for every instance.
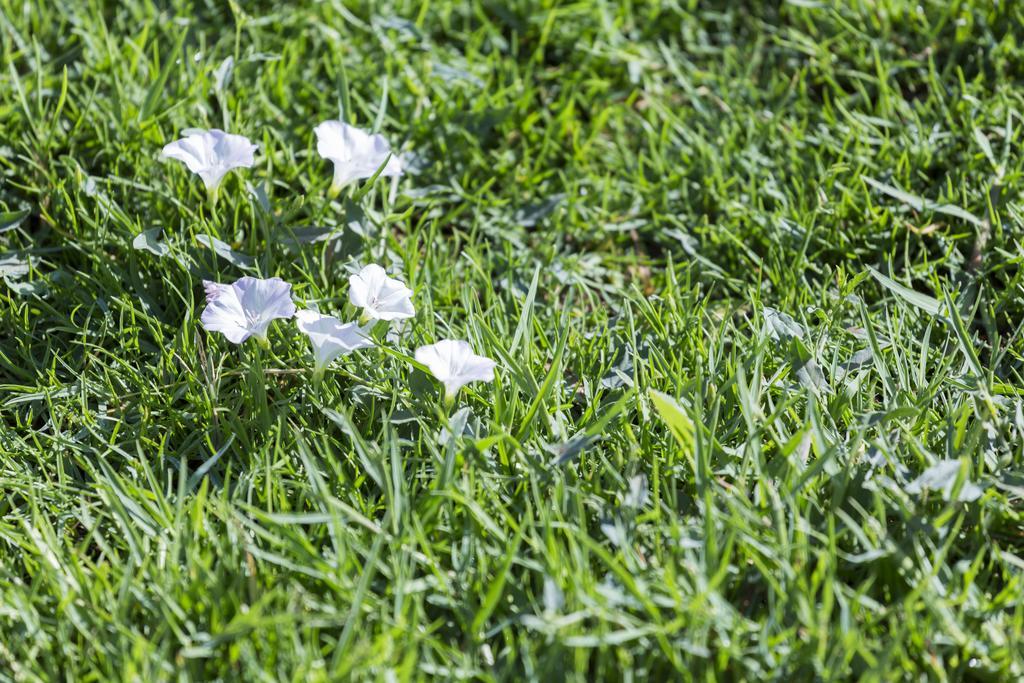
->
[203,279,232,302]
[162,129,257,190]
[348,264,385,309]
[200,276,295,344]
[349,264,414,321]
[236,276,295,317]
[295,309,373,370]
[200,285,252,343]
[462,355,497,383]
[315,120,402,187]
[415,339,495,396]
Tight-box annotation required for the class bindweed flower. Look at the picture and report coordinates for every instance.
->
[415,339,496,403]
[161,129,258,198]
[294,309,374,379]
[204,280,231,301]
[200,276,295,345]
[314,120,402,195]
[349,264,415,323]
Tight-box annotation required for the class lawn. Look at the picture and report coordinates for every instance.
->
[2,0,1024,679]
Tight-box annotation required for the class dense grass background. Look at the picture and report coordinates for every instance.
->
[3,0,1024,679]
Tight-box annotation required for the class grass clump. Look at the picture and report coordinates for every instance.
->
[2,1,1024,679]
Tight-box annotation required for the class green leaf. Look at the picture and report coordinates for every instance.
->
[195,234,255,268]
[213,56,234,92]
[0,209,30,233]
[514,323,569,443]
[764,306,805,341]
[139,30,187,122]
[321,405,385,490]
[133,228,169,257]
[973,127,999,173]
[905,460,983,503]
[470,513,525,639]
[0,254,30,279]
[649,389,694,450]
[791,338,831,395]
[863,176,984,227]
[868,267,941,315]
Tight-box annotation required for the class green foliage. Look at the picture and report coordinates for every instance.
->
[2,0,1024,679]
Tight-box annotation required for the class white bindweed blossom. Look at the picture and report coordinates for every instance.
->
[200,276,296,345]
[294,309,374,376]
[161,129,258,193]
[203,280,231,301]
[415,339,496,400]
[314,120,403,194]
[349,264,415,322]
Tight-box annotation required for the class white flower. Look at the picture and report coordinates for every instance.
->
[294,309,374,375]
[161,129,258,192]
[203,280,231,301]
[314,120,402,193]
[415,339,496,399]
[200,276,295,344]
[348,264,415,322]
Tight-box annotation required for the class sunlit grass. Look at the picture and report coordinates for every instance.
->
[1,1,1023,679]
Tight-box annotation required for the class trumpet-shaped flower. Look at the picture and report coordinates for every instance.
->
[161,129,258,193]
[203,280,231,301]
[349,264,415,322]
[200,276,295,344]
[415,339,496,400]
[314,120,402,194]
[294,309,374,376]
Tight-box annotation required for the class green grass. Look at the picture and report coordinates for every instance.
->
[2,0,1024,679]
